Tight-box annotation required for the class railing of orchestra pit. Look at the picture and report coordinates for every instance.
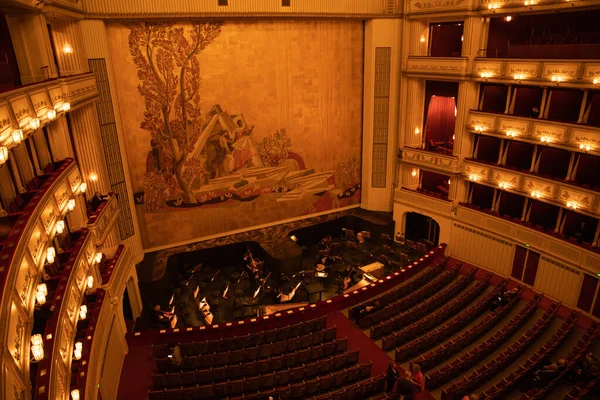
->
[126,244,448,346]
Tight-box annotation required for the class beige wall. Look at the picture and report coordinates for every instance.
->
[107,20,364,249]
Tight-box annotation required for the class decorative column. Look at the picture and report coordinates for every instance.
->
[361,19,402,212]
[46,117,75,161]
[78,19,145,262]
[462,17,487,61]
[403,78,426,148]
[407,20,429,57]
[400,165,419,190]
[454,81,478,158]
[47,17,89,77]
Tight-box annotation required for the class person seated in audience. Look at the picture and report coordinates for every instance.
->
[490,289,507,311]
[169,345,182,367]
[359,300,381,316]
[530,106,540,118]
[394,371,414,400]
[151,304,173,329]
[91,191,109,211]
[386,361,400,393]
[410,364,425,394]
[532,359,566,387]
[570,352,599,382]
[461,394,479,400]
[503,287,519,302]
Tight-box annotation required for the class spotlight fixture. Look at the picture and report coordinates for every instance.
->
[31,334,44,361]
[0,147,8,165]
[47,109,57,120]
[12,129,24,144]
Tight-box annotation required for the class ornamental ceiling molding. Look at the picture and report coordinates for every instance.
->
[84,12,398,20]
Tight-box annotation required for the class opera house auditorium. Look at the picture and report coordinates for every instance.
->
[0,0,600,399]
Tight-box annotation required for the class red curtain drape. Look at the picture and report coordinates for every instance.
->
[425,96,456,144]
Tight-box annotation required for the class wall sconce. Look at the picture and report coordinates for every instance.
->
[79,305,87,320]
[55,220,65,235]
[29,118,41,131]
[12,129,24,144]
[73,342,82,360]
[480,72,493,79]
[67,199,76,212]
[579,143,592,152]
[567,201,578,210]
[420,36,426,43]
[487,3,499,10]
[469,174,479,181]
[79,182,87,194]
[0,147,8,165]
[448,179,451,185]
[505,15,512,21]
[498,182,510,189]
[461,35,464,42]
[531,191,542,199]
[414,127,421,135]
[551,75,563,83]
[61,103,71,112]
[411,169,417,177]
[513,73,526,81]
[47,109,56,120]
[540,136,552,144]
[36,283,48,305]
[474,125,484,132]
[506,130,517,138]
[46,247,56,264]
[89,173,98,181]
[63,44,73,54]
[31,334,44,361]
[593,78,599,86]
[71,389,80,400]
[94,252,103,264]
[524,0,535,5]
[87,276,94,289]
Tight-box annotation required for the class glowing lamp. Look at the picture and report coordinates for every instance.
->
[531,191,542,199]
[505,16,512,21]
[414,127,421,135]
[73,342,82,360]
[506,131,517,137]
[567,201,578,210]
[79,305,87,320]
[94,252,103,264]
[411,169,417,177]
[0,147,7,165]
[67,199,76,212]
[86,276,94,289]
[62,103,71,112]
[448,179,451,185]
[36,283,48,305]
[79,182,87,194]
[579,143,592,152]
[29,118,41,130]
[63,44,72,54]
[474,125,484,132]
[31,334,44,361]
[551,75,563,83]
[12,129,24,144]
[89,173,98,181]
[593,78,599,85]
[513,74,526,80]
[420,36,425,43]
[71,389,80,400]
[498,182,509,189]
[55,220,65,235]
[289,235,298,243]
[47,109,57,120]
[487,3,498,9]
[480,72,493,79]
[46,247,56,264]
[540,136,552,144]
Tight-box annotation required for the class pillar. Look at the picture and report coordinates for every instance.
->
[47,17,89,77]
[403,78,426,148]
[454,81,479,158]
[361,19,402,212]
[400,165,419,190]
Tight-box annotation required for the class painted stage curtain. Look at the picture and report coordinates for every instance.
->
[425,96,456,144]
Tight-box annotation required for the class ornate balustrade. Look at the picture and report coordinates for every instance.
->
[467,110,600,155]
[406,56,470,77]
[394,188,455,216]
[401,147,461,175]
[463,159,600,217]
[34,229,97,400]
[473,58,600,88]
[406,0,476,15]
[99,245,125,285]
[456,205,600,275]
[478,0,600,15]
[0,73,98,150]
[0,158,84,399]
[87,194,120,246]
[84,0,392,18]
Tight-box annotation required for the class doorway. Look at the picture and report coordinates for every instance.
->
[405,212,440,247]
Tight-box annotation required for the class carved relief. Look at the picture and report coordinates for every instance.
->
[492,170,521,187]
[571,129,600,147]
[31,235,46,264]
[44,209,57,232]
[559,188,595,209]
[506,62,538,76]
[584,64,600,79]
[14,107,31,120]
[499,118,529,135]
[524,178,556,197]
[464,163,489,180]
[412,0,465,9]
[70,173,82,191]
[21,268,33,303]
[533,123,567,142]
[14,314,25,365]
[474,61,502,75]
[543,63,579,78]
[407,58,467,73]
[13,385,22,400]
[469,114,495,130]
[59,323,72,361]
[0,117,10,131]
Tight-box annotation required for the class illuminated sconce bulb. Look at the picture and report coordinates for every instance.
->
[448,179,451,185]
[506,131,517,138]
[541,136,552,144]
[567,201,578,210]
[594,78,599,85]
[531,191,541,199]
[31,334,44,361]
[71,389,80,400]
[474,125,484,132]
[461,35,464,42]
[499,182,509,189]
[87,276,94,289]
[67,199,76,212]
[12,129,24,144]
[55,220,65,235]
[480,72,493,78]
[29,118,41,130]
[79,305,87,320]
[63,44,73,54]
[551,75,563,83]
[47,109,56,120]
[420,36,425,43]
[36,283,48,305]
[46,247,56,264]
[61,103,71,112]
[487,3,498,9]
[505,15,512,21]
[513,74,526,80]
[89,173,98,181]
[580,143,592,151]
[469,175,479,181]
[94,252,103,264]
[73,342,83,360]
[411,169,417,177]
[414,127,421,135]
[79,182,87,194]
[0,147,7,165]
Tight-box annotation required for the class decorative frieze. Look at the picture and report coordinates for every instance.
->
[523,177,556,198]
[532,123,567,143]
[401,148,460,174]
[406,56,469,76]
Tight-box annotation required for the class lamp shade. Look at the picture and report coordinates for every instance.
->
[12,129,23,144]
[31,334,44,361]
[0,147,8,164]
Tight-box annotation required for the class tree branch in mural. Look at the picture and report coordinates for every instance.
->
[257,129,292,167]
[129,21,223,204]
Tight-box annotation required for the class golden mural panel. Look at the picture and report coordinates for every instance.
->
[107,20,364,248]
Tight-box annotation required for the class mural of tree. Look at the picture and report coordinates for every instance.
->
[257,128,292,167]
[129,21,223,204]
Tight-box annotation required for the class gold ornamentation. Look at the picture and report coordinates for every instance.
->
[21,268,33,303]
[14,314,25,365]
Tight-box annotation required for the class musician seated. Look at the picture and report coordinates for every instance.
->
[151,304,173,329]
[319,235,333,250]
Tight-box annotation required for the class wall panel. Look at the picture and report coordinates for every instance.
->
[535,256,582,306]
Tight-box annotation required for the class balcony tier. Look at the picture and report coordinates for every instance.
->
[394,188,454,216]
[401,147,461,175]
[405,56,470,77]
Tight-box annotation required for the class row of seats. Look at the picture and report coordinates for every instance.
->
[350,257,448,326]
[395,279,507,362]
[410,287,526,373]
[148,359,371,400]
[372,267,473,340]
[382,272,491,351]
[153,317,327,360]
[522,323,600,400]
[565,373,600,400]
[153,337,350,388]
[155,327,337,373]
[441,303,560,399]
[308,374,386,400]
[482,311,581,400]
[425,290,539,388]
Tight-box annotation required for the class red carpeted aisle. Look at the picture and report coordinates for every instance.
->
[326,311,435,400]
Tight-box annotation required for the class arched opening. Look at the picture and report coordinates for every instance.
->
[405,212,440,247]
